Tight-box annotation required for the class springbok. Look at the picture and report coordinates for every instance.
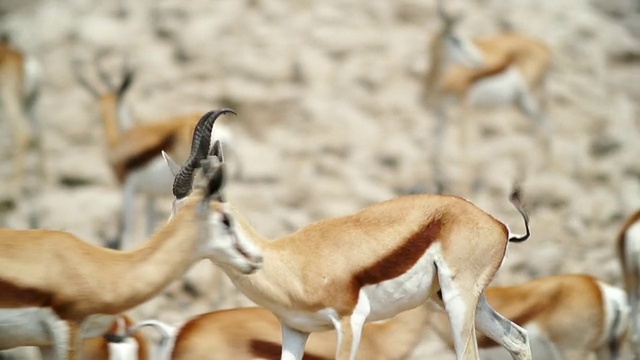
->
[617,209,640,359]
[0,34,43,194]
[164,110,534,360]
[125,306,428,360]
[0,309,148,360]
[72,55,237,248]
[82,315,149,360]
[429,274,630,360]
[424,0,552,192]
[0,110,261,360]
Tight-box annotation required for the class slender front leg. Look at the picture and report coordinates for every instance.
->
[458,100,477,195]
[281,323,309,360]
[145,195,157,236]
[44,315,70,360]
[340,292,370,360]
[336,314,368,360]
[67,321,81,360]
[39,346,58,360]
[475,293,532,360]
[120,177,137,249]
[431,105,448,194]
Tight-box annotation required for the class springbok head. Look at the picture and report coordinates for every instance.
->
[435,0,484,69]
[164,109,263,274]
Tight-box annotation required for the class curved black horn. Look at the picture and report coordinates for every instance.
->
[172,108,236,199]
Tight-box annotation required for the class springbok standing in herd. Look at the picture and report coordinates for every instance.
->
[424,0,552,193]
[429,274,629,360]
[81,315,149,360]
[123,305,428,360]
[0,35,44,195]
[618,209,640,360]
[0,110,261,360]
[121,273,629,360]
[164,112,534,360]
[72,55,237,249]
[0,309,148,360]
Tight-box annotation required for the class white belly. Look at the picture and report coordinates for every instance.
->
[128,156,175,196]
[467,67,525,107]
[362,245,439,321]
[272,245,440,333]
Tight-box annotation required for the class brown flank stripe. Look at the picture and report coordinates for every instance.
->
[0,279,51,308]
[353,218,442,290]
[116,134,177,182]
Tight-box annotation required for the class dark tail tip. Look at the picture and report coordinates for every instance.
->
[508,182,531,243]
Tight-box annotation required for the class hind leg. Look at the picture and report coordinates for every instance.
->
[145,195,158,236]
[430,106,449,194]
[435,255,481,360]
[475,293,532,360]
[515,89,552,161]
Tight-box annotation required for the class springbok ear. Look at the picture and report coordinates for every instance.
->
[210,140,224,163]
[204,165,226,199]
[162,151,181,176]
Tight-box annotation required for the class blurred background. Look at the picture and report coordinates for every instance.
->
[1,0,640,358]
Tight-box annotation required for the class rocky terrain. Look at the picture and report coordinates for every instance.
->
[1,0,640,358]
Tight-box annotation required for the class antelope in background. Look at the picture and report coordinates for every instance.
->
[126,274,628,360]
[0,108,261,360]
[166,113,534,360]
[72,53,237,249]
[424,0,552,194]
[617,209,640,359]
[429,274,630,360]
[0,310,149,360]
[0,34,44,197]
[125,305,428,360]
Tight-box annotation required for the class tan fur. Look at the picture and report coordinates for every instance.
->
[429,274,624,359]
[0,191,218,359]
[96,100,199,184]
[229,195,507,313]
[207,191,528,359]
[163,306,428,360]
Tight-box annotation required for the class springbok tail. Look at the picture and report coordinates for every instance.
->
[127,320,177,359]
[507,183,531,243]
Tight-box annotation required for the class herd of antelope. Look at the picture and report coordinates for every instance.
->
[0,1,637,360]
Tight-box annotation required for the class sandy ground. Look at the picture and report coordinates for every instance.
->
[1,0,640,358]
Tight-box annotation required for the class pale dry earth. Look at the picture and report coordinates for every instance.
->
[1,0,640,358]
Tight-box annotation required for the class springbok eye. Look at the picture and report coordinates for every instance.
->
[221,214,231,227]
